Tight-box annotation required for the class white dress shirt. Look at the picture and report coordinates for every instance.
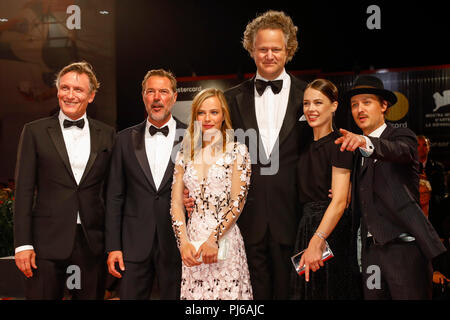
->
[254,68,291,158]
[145,116,176,190]
[15,111,90,254]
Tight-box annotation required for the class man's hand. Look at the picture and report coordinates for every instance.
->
[334,128,366,152]
[107,250,125,278]
[183,188,195,217]
[15,249,37,278]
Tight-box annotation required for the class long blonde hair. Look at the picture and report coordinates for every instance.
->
[183,88,233,160]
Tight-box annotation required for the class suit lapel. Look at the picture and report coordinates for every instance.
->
[277,74,303,148]
[132,121,157,191]
[79,117,100,185]
[236,75,304,159]
[235,77,269,162]
[360,124,392,176]
[360,156,373,176]
[355,152,364,177]
[47,116,77,184]
[380,123,393,139]
[158,118,186,191]
[236,78,260,135]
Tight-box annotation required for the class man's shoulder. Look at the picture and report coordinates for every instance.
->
[224,78,253,97]
[385,124,416,139]
[23,115,57,131]
[173,116,187,129]
[116,122,142,137]
[88,117,115,133]
[428,158,445,171]
[289,73,308,91]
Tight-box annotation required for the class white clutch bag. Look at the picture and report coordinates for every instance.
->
[191,235,229,261]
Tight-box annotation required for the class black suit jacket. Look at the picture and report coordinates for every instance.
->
[224,74,312,246]
[352,124,445,260]
[105,118,186,262]
[14,114,116,260]
[424,158,448,238]
[424,158,448,205]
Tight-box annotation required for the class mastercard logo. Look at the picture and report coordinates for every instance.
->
[385,91,409,122]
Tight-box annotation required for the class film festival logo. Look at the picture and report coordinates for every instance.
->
[433,90,450,112]
[171,123,279,176]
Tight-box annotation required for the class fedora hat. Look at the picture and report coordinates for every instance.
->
[343,75,397,107]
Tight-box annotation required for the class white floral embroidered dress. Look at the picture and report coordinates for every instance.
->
[170,142,253,300]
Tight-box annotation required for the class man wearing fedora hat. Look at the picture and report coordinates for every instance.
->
[335,75,445,299]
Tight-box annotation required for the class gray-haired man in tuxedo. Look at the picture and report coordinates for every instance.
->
[14,61,115,299]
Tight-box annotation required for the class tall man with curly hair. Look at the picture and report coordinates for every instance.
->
[224,10,311,299]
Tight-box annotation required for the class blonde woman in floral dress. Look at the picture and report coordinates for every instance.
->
[170,88,253,300]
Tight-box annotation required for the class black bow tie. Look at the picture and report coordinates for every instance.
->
[63,118,85,129]
[149,125,169,137]
[255,79,283,95]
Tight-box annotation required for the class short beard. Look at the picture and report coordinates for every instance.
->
[149,108,170,124]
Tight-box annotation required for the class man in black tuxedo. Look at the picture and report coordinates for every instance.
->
[223,11,311,299]
[14,61,116,299]
[106,69,186,299]
[335,75,446,299]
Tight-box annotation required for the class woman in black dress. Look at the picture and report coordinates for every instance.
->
[290,79,360,300]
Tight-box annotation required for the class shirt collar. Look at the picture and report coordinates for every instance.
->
[58,110,87,127]
[368,122,387,138]
[146,114,175,132]
[255,68,288,82]
[421,159,428,167]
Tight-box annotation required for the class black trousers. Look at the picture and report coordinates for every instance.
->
[361,238,433,300]
[25,225,106,300]
[244,228,293,300]
[119,232,181,300]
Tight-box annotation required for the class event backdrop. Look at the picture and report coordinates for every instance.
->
[0,0,115,183]
[1,1,449,182]
[173,66,450,168]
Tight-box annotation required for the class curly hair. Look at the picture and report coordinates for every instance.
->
[242,10,298,62]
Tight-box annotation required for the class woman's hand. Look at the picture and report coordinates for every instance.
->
[183,188,195,217]
[299,235,326,282]
[180,242,202,267]
[196,237,218,264]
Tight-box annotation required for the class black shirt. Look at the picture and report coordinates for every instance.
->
[297,131,354,204]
